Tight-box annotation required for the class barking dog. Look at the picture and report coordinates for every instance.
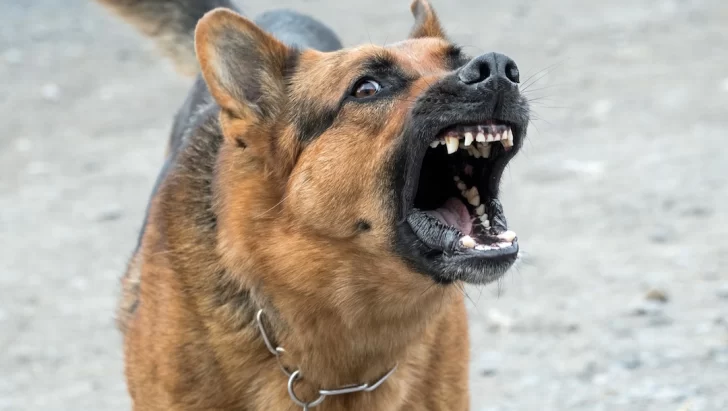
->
[96,0,529,409]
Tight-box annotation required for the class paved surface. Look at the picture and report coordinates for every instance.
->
[2,0,728,410]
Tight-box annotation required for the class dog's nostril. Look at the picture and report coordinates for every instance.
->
[458,52,520,86]
[505,61,519,83]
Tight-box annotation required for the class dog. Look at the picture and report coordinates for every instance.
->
[96,0,529,409]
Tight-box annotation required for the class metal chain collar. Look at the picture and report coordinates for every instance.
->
[255,309,398,410]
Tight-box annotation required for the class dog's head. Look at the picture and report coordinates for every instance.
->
[195,0,529,288]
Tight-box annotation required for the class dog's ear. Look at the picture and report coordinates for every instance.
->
[409,0,445,39]
[195,8,290,124]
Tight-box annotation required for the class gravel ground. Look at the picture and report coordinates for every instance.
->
[2,0,727,410]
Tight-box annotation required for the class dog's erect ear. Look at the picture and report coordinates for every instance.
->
[409,0,445,39]
[195,8,290,120]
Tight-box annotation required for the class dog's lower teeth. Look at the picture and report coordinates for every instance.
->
[478,143,491,158]
[481,215,490,228]
[464,186,479,201]
[496,230,517,242]
[460,236,476,248]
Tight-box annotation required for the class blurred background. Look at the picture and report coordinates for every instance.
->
[1,0,727,410]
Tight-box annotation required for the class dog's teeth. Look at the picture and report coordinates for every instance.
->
[478,143,491,158]
[501,128,514,148]
[480,214,490,227]
[487,133,495,142]
[463,132,474,146]
[475,244,494,251]
[465,186,478,200]
[429,140,440,148]
[456,182,467,191]
[468,145,481,158]
[453,176,460,182]
[465,187,480,206]
[476,131,486,142]
[460,236,476,249]
[495,132,503,141]
[496,241,512,248]
[475,204,485,216]
[445,136,459,154]
[497,230,517,242]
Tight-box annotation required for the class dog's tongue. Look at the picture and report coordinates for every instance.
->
[424,197,472,235]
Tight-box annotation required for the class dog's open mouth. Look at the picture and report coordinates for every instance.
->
[406,121,518,260]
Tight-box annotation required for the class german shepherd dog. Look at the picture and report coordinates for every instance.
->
[96,0,529,409]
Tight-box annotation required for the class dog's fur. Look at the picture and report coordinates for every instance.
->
[96,0,486,409]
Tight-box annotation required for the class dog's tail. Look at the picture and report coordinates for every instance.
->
[94,0,240,76]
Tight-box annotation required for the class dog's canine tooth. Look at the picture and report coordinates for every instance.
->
[445,136,459,154]
[475,204,485,216]
[478,143,491,158]
[497,230,517,242]
[501,129,514,148]
[463,132,474,146]
[460,236,476,248]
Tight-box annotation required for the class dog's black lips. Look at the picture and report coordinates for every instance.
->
[391,72,529,285]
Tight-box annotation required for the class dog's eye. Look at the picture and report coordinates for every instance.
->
[352,79,381,98]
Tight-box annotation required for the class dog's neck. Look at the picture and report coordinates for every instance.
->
[245,277,457,390]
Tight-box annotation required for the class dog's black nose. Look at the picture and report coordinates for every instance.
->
[458,52,519,85]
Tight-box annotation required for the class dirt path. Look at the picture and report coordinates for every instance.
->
[2,0,727,409]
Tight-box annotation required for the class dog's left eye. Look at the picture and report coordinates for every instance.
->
[352,79,381,98]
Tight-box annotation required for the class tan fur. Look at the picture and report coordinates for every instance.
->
[116,1,472,409]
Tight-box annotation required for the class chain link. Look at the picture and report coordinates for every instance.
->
[255,309,398,410]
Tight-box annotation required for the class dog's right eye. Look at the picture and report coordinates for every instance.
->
[352,79,381,98]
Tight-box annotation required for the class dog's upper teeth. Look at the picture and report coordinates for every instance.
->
[476,130,486,142]
[429,140,440,148]
[463,132,474,146]
[475,204,485,216]
[456,181,467,191]
[445,135,460,154]
[501,128,514,148]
